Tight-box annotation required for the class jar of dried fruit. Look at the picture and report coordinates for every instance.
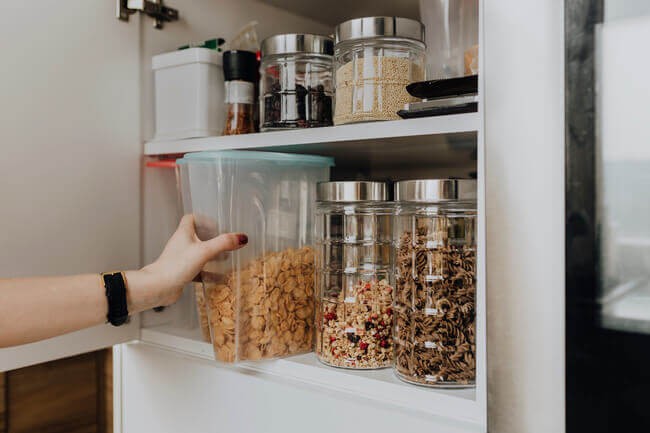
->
[393,179,477,387]
[260,34,334,130]
[315,181,394,369]
[333,17,426,125]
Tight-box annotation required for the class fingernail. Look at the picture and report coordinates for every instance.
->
[237,234,248,245]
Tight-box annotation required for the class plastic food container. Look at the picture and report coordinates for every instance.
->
[393,179,477,387]
[152,48,224,140]
[175,159,211,342]
[314,182,394,369]
[333,17,425,125]
[177,151,334,363]
[260,34,334,130]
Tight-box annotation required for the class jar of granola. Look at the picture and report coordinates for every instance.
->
[393,179,477,388]
[315,181,394,369]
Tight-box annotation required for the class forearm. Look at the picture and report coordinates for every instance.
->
[0,270,157,348]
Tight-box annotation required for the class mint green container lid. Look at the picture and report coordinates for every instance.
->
[177,150,335,167]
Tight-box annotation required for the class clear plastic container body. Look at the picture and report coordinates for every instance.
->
[176,160,211,342]
[315,193,394,369]
[177,151,333,363]
[333,38,425,125]
[260,53,333,130]
[393,192,477,387]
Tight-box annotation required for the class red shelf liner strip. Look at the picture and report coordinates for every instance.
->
[145,160,177,169]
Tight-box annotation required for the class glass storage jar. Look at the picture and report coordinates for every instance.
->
[393,179,477,387]
[260,34,334,130]
[315,181,394,369]
[333,17,426,125]
[177,151,334,363]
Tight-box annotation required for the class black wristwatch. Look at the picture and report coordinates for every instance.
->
[102,271,130,326]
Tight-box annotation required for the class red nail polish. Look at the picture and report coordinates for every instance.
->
[237,234,248,245]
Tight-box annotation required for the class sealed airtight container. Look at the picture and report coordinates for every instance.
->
[393,179,477,387]
[153,48,224,140]
[177,150,334,363]
[314,182,394,369]
[333,17,425,124]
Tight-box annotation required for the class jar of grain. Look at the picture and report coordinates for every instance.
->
[314,181,394,369]
[393,179,477,388]
[260,34,334,130]
[333,17,425,125]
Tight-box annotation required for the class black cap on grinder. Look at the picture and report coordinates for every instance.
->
[223,50,257,82]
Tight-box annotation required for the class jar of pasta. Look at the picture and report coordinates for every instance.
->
[315,181,394,369]
[393,179,477,387]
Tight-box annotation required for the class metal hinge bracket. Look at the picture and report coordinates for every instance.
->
[116,0,179,30]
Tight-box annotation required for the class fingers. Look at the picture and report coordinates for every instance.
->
[200,232,248,260]
[179,214,195,229]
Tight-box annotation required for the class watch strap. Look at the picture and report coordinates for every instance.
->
[102,272,130,326]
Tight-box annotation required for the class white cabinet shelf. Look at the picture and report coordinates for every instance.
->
[144,114,479,156]
[139,324,483,430]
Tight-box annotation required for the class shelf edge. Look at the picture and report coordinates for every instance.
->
[144,114,480,156]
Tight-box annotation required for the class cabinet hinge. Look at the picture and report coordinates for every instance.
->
[116,0,179,30]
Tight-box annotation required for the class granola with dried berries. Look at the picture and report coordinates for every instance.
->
[316,279,394,369]
[202,246,315,363]
[394,228,476,386]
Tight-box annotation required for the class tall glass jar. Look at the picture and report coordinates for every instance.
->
[393,179,477,387]
[260,34,334,130]
[333,17,426,125]
[315,182,394,369]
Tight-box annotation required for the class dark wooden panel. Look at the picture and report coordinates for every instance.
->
[96,350,112,433]
[103,351,112,433]
[0,372,6,433]
[7,353,98,433]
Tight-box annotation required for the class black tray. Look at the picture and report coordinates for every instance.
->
[407,75,478,99]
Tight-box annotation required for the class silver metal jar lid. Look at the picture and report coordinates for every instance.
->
[260,34,334,57]
[335,17,425,44]
[317,181,388,202]
[394,179,477,202]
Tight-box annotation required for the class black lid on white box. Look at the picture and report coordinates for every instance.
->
[223,50,257,82]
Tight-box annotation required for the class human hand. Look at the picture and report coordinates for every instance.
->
[125,215,248,313]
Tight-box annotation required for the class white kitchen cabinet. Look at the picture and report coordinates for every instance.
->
[0,1,565,433]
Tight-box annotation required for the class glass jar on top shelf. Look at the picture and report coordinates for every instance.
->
[260,34,334,130]
[393,179,477,388]
[333,17,426,125]
[315,181,394,369]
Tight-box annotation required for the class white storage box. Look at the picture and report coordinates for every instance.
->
[152,48,224,140]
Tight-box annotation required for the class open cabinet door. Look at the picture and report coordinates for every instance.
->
[0,1,141,371]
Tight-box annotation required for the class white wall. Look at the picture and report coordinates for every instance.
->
[0,0,141,277]
[484,0,565,432]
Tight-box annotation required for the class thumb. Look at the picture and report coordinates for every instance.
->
[199,233,248,260]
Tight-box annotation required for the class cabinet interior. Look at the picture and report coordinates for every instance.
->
[138,0,485,430]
